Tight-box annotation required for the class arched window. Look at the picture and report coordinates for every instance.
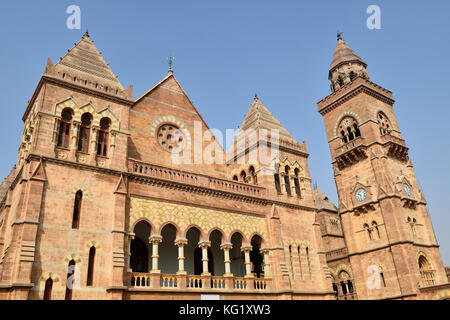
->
[232,175,238,181]
[332,282,338,296]
[364,223,373,240]
[250,235,264,278]
[297,246,303,278]
[338,117,361,144]
[288,245,294,278]
[86,246,96,286]
[240,170,247,183]
[338,76,344,87]
[294,168,301,197]
[249,166,257,184]
[377,112,392,135]
[78,113,92,153]
[306,247,312,279]
[274,173,282,194]
[349,71,357,81]
[43,278,53,300]
[72,191,82,229]
[65,260,76,300]
[284,166,291,196]
[57,108,73,148]
[419,255,435,286]
[372,221,380,239]
[97,117,111,156]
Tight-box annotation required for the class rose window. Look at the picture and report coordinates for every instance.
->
[157,124,186,153]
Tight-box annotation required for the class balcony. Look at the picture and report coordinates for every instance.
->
[380,134,409,162]
[334,137,367,169]
[128,272,271,293]
[128,158,266,198]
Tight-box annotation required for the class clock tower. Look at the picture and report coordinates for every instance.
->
[317,34,448,299]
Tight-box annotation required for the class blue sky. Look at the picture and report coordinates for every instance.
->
[0,1,449,265]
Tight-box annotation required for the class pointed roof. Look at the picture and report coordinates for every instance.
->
[313,188,338,212]
[55,31,123,89]
[330,34,367,74]
[240,95,299,144]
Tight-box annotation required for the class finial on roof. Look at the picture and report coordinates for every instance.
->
[84,29,90,38]
[337,31,343,41]
[254,93,258,100]
[167,53,174,72]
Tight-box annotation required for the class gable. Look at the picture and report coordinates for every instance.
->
[129,73,226,177]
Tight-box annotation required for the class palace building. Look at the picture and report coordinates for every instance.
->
[0,31,448,300]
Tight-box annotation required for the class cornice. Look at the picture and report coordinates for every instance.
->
[317,78,395,115]
[25,153,316,211]
[23,74,134,121]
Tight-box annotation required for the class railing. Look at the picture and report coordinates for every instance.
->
[334,137,364,157]
[211,276,226,289]
[421,270,436,287]
[128,158,265,198]
[254,279,267,290]
[130,273,151,287]
[186,275,203,288]
[129,272,270,292]
[160,274,178,288]
[233,278,247,290]
[380,133,406,147]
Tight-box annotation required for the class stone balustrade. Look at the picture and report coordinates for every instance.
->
[129,272,270,292]
[334,137,364,157]
[128,158,266,198]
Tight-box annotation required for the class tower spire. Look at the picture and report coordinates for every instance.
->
[328,34,369,92]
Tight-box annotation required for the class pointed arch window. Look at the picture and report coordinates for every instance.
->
[364,223,373,240]
[288,245,294,278]
[372,221,380,239]
[57,108,73,148]
[72,191,82,229]
[284,166,291,196]
[339,117,361,144]
[65,260,76,300]
[86,246,96,286]
[97,117,111,156]
[306,247,312,279]
[78,113,92,153]
[377,112,392,136]
[274,172,282,194]
[293,168,301,197]
[419,255,435,286]
[349,71,357,81]
[43,278,53,300]
[249,166,257,184]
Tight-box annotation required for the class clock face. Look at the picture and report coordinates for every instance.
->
[403,183,411,196]
[355,188,367,202]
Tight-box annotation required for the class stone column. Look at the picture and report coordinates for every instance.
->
[149,235,162,273]
[261,247,271,278]
[220,243,233,277]
[241,245,253,278]
[89,126,99,165]
[69,122,80,160]
[198,241,211,276]
[175,238,188,275]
